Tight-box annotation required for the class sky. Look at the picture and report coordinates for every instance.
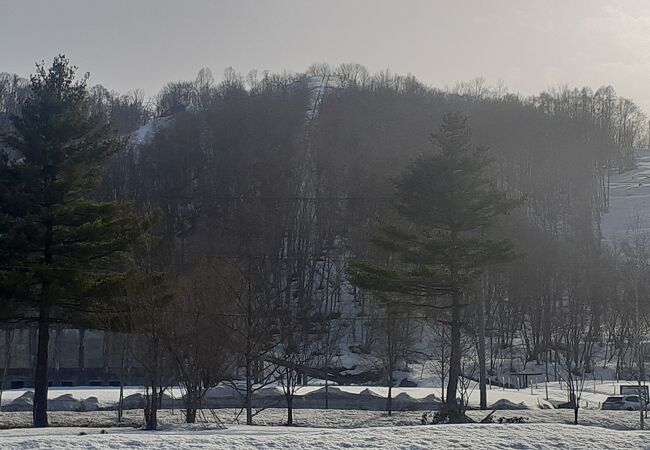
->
[2,0,650,112]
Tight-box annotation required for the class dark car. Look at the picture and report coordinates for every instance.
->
[602,395,642,411]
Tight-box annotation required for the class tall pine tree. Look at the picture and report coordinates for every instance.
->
[348,112,518,417]
[0,56,150,427]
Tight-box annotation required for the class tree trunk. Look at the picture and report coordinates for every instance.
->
[145,403,158,430]
[117,336,126,423]
[144,385,159,430]
[245,360,253,425]
[325,376,329,409]
[573,405,579,425]
[0,328,14,412]
[479,277,487,410]
[286,395,293,425]
[387,383,393,416]
[446,290,462,414]
[440,330,446,402]
[186,405,197,424]
[185,387,198,424]
[118,382,124,423]
[33,303,51,427]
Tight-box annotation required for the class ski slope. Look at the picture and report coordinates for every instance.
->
[601,149,650,238]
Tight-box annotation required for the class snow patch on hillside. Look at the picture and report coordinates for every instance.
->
[602,149,650,238]
[129,116,173,147]
[305,75,338,121]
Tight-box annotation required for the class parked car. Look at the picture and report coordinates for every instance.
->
[602,395,643,411]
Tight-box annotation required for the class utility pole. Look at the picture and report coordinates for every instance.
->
[636,281,644,430]
[325,318,330,410]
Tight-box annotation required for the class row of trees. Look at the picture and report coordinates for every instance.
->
[2,58,650,429]
[99,64,650,426]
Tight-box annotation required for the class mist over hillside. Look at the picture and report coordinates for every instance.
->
[2,59,650,437]
[6,1,650,446]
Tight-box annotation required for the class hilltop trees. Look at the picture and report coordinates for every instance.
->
[349,113,519,417]
[0,56,150,427]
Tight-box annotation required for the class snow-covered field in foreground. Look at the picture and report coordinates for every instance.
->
[2,382,647,448]
[2,408,650,430]
[1,423,650,449]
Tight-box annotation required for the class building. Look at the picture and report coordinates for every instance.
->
[0,328,141,389]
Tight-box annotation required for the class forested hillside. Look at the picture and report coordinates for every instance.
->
[2,63,649,426]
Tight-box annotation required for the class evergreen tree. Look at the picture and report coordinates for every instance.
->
[348,112,519,417]
[0,56,150,427]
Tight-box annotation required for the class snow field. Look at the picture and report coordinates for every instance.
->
[2,423,650,449]
[0,378,631,411]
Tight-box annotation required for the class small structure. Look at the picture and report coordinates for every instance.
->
[620,385,649,402]
[512,369,544,389]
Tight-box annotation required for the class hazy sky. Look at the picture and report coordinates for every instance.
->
[2,0,650,111]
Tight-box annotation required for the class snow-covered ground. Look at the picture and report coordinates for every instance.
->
[0,378,629,411]
[1,387,146,406]
[1,407,649,430]
[1,422,649,449]
[1,381,647,431]
[0,374,646,448]
[602,149,650,238]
